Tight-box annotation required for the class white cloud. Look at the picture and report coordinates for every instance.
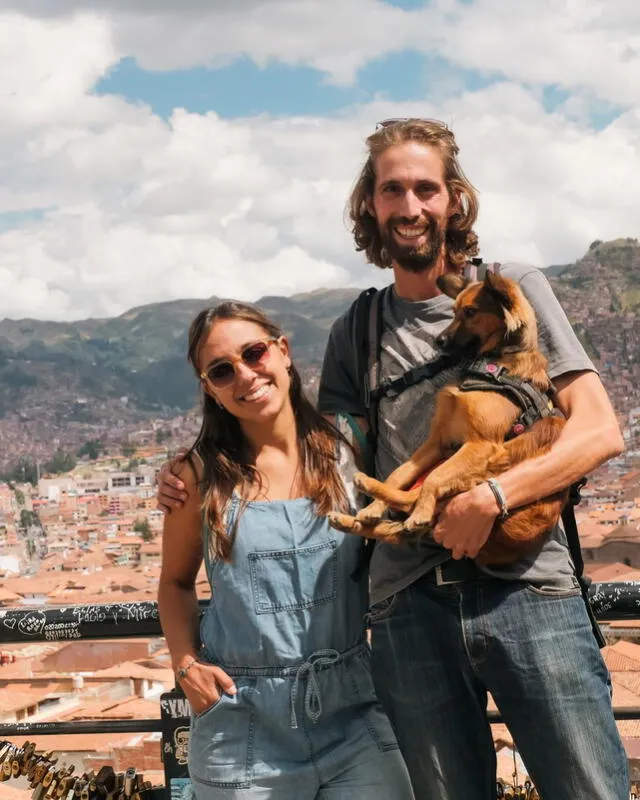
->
[3,0,639,103]
[0,3,638,320]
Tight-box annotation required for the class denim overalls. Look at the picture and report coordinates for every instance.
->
[188,477,413,798]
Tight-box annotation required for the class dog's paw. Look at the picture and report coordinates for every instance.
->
[370,520,410,545]
[404,512,434,534]
[355,500,386,525]
[405,495,436,532]
[353,471,373,492]
[327,512,363,534]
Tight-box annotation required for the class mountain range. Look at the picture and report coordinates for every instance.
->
[0,237,638,466]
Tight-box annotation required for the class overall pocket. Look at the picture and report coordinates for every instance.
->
[188,679,256,789]
[249,540,337,614]
[348,651,400,753]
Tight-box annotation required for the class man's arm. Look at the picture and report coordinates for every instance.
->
[491,369,623,508]
[432,266,624,559]
[433,370,623,559]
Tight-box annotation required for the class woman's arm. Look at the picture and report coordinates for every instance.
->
[158,459,204,671]
[158,459,236,710]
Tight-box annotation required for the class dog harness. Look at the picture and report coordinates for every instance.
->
[457,356,557,439]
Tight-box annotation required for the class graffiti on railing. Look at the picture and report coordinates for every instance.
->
[589,580,640,620]
[0,600,173,644]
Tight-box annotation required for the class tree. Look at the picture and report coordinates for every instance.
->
[121,442,136,457]
[133,517,153,542]
[77,439,103,460]
[20,509,38,529]
[1,457,38,485]
[156,429,172,444]
[14,489,25,506]
[43,449,76,475]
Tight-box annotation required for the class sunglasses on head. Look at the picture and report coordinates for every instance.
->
[200,337,280,389]
[375,117,450,131]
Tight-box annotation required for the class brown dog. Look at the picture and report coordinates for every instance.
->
[328,270,569,564]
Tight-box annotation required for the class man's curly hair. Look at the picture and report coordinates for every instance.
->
[348,119,479,272]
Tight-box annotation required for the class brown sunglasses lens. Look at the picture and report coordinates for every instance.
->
[207,341,272,386]
[242,341,271,365]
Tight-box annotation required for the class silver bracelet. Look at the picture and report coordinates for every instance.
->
[176,657,198,681]
[487,478,509,520]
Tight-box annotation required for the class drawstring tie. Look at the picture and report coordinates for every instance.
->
[289,649,340,729]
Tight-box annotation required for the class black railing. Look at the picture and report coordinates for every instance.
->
[0,583,639,794]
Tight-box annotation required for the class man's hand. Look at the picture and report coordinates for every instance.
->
[431,482,499,559]
[157,449,190,514]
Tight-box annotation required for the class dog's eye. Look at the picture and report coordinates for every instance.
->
[463,307,477,319]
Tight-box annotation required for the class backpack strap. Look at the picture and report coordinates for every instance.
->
[562,482,605,647]
[349,285,387,471]
[365,287,388,437]
[463,258,501,281]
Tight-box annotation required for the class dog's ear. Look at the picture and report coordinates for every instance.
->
[483,270,515,310]
[437,273,469,299]
[484,271,528,334]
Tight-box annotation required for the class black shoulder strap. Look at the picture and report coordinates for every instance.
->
[464,258,501,281]
[351,286,378,411]
[561,480,605,647]
[351,285,388,437]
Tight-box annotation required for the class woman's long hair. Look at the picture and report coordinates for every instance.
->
[186,301,349,562]
[348,118,479,272]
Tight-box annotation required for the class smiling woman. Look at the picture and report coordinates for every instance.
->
[157,300,415,799]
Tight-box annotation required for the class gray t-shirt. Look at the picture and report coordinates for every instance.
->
[318,264,596,605]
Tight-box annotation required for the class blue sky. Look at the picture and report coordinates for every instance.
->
[96,51,442,120]
[0,0,638,320]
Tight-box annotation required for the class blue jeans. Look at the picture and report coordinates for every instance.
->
[370,575,629,799]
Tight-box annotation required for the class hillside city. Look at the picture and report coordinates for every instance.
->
[1,241,639,797]
[0,407,640,796]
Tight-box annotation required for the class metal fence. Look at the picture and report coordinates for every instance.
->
[0,582,639,797]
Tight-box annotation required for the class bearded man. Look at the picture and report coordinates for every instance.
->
[317,119,628,799]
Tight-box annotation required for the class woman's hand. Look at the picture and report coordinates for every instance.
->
[178,661,237,716]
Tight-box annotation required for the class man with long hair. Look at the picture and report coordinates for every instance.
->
[317,119,628,798]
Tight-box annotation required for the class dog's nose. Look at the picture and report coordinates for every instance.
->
[435,332,449,349]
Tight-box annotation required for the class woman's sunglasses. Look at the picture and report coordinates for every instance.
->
[200,337,280,389]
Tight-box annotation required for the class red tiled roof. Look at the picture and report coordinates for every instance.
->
[60,695,160,721]
[586,561,639,581]
[91,661,174,684]
[0,683,65,713]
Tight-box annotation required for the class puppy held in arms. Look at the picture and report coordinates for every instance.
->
[329,270,569,565]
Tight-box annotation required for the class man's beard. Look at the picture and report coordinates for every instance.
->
[380,213,445,274]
